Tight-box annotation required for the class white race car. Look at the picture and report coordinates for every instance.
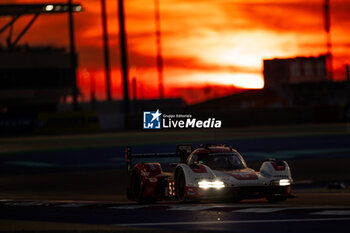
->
[126,144,294,203]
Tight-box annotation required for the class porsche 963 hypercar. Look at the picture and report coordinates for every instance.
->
[126,144,294,203]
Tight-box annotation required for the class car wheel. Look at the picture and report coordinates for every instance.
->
[131,170,157,204]
[175,168,187,203]
[131,170,141,199]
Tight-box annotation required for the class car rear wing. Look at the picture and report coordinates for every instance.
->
[125,144,193,173]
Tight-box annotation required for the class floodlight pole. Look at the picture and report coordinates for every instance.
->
[11,13,39,48]
[117,0,130,129]
[68,0,78,110]
[0,14,20,34]
[324,0,333,81]
[346,64,350,121]
[154,0,164,99]
[101,0,112,101]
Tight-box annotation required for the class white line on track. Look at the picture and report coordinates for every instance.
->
[311,210,350,216]
[56,203,92,208]
[0,199,14,202]
[5,202,45,206]
[166,203,293,210]
[114,217,350,227]
[232,207,288,213]
[202,203,292,208]
[231,206,350,213]
[109,205,150,210]
[168,206,216,211]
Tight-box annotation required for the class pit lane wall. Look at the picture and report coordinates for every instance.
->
[0,99,183,134]
[186,105,348,127]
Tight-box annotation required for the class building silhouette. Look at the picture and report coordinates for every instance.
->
[0,45,76,112]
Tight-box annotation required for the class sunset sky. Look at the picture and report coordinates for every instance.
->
[1,0,350,102]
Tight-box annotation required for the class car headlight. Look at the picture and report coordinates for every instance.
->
[279,179,291,186]
[271,179,291,186]
[271,179,292,186]
[198,180,225,189]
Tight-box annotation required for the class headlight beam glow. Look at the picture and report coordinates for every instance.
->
[279,179,291,186]
[198,180,225,189]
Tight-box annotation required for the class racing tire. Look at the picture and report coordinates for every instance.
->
[131,169,156,204]
[175,168,187,203]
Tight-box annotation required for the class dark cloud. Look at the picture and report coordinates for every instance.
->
[219,1,350,33]
[222,2,323,32]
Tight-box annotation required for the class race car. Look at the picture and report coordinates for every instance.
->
[126,144,294,203]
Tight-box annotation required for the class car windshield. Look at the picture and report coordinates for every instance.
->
[197,152,247,170]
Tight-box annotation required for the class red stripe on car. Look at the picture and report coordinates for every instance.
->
[272,163,286,171]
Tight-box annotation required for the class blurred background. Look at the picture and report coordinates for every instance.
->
[0,0,349,132]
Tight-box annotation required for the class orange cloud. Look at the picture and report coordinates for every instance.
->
[1,0,350,102]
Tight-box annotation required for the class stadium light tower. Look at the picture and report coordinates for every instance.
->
[68,0,78,110]
[154,0,164,99]
[117,0,130,128]
[0,3,83,48]
[0,3,83,110]
[101,0,112,101]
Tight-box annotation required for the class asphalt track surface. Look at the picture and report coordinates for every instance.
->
[1,133,350,176]
[1,200,350,233]
[1,126,350,232]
